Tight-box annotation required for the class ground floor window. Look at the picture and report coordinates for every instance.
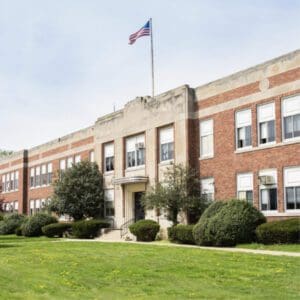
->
[260,188,277,211]
[237,173,253,205]
[284,167,300,210]
[104,189,115,217]
[201,177,214,201]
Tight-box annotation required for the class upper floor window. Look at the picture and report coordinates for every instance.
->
[67,157,73,169]
[1,171,19,193]
[237,172,253,205]
[201,177,214,201]
[30,163,52,188]
[126,134,145,168]
[159,126,174,162]
[284,167,300,210]
[259,169,277,211]
[236,109,252,149]
[258,103,275,145]
[200,119,214,158]
[75,155,81,164]
[60,159,66,171]
[282,95,300,140]
[104,143,114,172]
[89,151,95,163]
[41,164,47,186]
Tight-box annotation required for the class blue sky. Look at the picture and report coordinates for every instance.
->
[1,0,299,150]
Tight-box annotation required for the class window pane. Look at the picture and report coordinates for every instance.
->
[246,191,253,205]
[245,126,252,146]
[286,187,295,209]
[296,187,300,209]
[284,116,293,139]
[269,188,277,210]
[293,114,300,138]
[127,151,135,168]
[260,122,267,140]
[268,120,275,142]
[137,149,145,166]
[260,189,269,210]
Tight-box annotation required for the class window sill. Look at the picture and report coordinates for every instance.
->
[235,138,300,154]
[30,185,51,190]
[159,159,174,166]
[104,171,114,176]
[262,211,300,217]
[1,190,19,194]
[125,165,145,172]
[199,155,214,161]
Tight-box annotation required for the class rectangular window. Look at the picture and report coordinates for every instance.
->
[236,109,252,149]
[67,157,73,169]
[200,120,213,158]
[104,189,115,217]
[10,172,14,191]
[14,201,18,212]
[159,126,174,162]
[30,168,35,187]
[259,169,277,211]
[14,171,19,190]
[89,151,95,163]
[6,174,10,191]
[126,134,145,168]
[30,200,35,215]
[41,164,47,186]
[284,167,300,210]
[75,155,81,164]
[104,143,114,172]
[60,159,66,171]
[2,175,5,192]
[35,166,41,187]
[201,177,214,201]
[35,199,41,213]
[237,173,253,205]
[47,163,52,185]
[282,95,300,140]
[258,103,275,145]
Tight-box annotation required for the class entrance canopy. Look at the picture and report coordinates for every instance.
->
[112,176,148,185]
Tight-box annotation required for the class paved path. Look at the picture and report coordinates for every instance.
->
[63,239,300,257]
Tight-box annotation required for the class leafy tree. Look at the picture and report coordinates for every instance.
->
[141,164,209,225]
[0,150,13,159]
[49,160,105,221]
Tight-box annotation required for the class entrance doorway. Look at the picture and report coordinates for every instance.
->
[134,192,145,222]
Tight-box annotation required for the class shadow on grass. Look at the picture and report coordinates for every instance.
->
[0,244,18,249]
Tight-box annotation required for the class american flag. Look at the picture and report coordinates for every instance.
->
[129,20,151,45]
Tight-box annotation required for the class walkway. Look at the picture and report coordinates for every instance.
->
[63,239,300,257]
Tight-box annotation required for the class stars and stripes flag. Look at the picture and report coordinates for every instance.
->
[129,20,151,45]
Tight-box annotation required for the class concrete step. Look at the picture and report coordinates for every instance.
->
[98,229,123,241]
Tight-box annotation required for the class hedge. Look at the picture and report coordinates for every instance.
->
[42,223,72,238]
[193,201,226,246]
[168,224,195,244]
[72,219,110,239]
[193,200,266,247]
[22,213,58,237]
[129,220,160,242]
[0,214,27,235]
[256,218,300,244]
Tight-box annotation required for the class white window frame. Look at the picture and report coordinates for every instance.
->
[237,172,253,204]
[89,151,95,163]
[104,143,114,173]
[235,109,252,150]
[282,95,300,141]
[126,134,145,169]
[159,126,174,163]
[257,102,276,146]
[201,177,215,201]
[104,189,115,218]
[259,169,278,212]
[200,119,214,158]
[284,166,300,212]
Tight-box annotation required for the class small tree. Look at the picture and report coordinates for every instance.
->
[49,160,105,221]
[141,164,209,225]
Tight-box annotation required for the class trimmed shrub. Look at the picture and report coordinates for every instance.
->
[72,219,110,239]
[193,201,226,246]
[168,224,195,244]
[0,214,27,235]
[193,200,266,247]
[22,213,58,237]
[42,223,72,238]
[256,218,300,244]
[15,226,23,236]
[129,220,160,242]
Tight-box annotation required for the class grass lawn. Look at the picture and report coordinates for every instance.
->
[0,235,299,300]
[237,243,300,253]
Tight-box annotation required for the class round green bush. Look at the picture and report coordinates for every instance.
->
[42,223,72,238]
[256,218,300,244]
[0,214,27,235]
[168,224,195,244]
[129,219,160,242]
[194,200,266,247]
[22,213,58,237]
[193,201,226,246]
[72,219,110,239]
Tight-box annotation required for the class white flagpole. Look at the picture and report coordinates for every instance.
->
[150,18,155,98]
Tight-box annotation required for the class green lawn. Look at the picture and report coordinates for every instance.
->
[237,243,300,253]
[0,235,299,300]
